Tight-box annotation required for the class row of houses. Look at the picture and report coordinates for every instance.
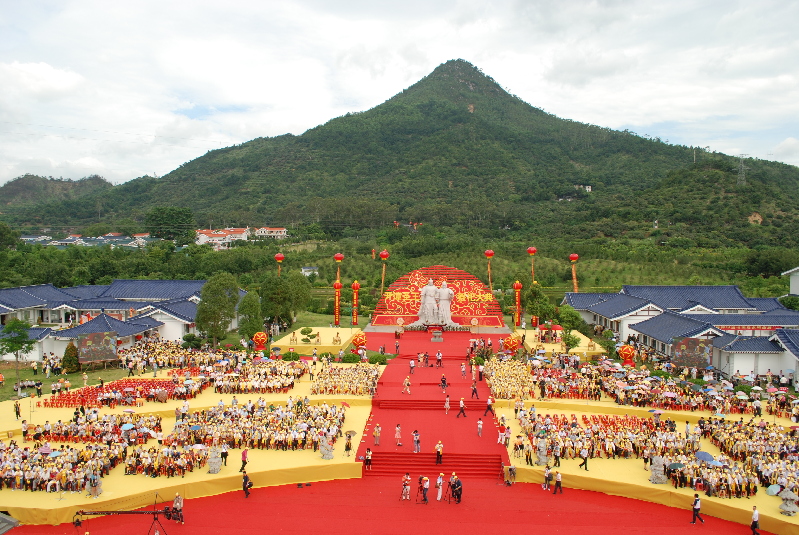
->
[562,275,799,384]
[195,227,287,250]
[20,232,156,249]
[0,280,243,361]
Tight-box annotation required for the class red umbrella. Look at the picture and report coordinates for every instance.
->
[550,325,563,331]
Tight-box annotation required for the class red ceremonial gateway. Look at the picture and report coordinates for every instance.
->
[371,265,505,328]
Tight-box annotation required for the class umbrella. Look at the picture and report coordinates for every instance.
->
[38,446,52,454]
[666,381,676,386]
[668,463,685,470]
[190,425,201,431]
[662,392,677,398]
[792,400,799,405]
[139,427,150,433]
[653,410,664,415]
[149,430,157,437]
[696,451,714,462]
[648,409,657,413]
[121,423,134,430]
[767,387,778,393]
[766,484,782,496]
[709,460,724,467]
[703,388,715,392]
[614,373,626,379]
[124,387,135,392]
[345,430,358,437]
[184,379,194,384]
[193,444,206,450]
[123,409,136,413]
[690,384,703,392]
[649,376,663,381]
[723,386,733,390]
[707,380,719,385]
[705,366,714,370]
[49,451,62,458]
[786,369,795,374]
[751,386,763,391]
[625,386,636,390]
[714,413,726,418]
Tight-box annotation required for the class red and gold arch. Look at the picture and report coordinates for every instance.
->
[371,265,505,327]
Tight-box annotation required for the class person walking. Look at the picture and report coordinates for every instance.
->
[13,400,20,421]
[242,471,252,498]
[456,398,467,418]
[395,424,402,446]
[409,359,415,374]
[552,471,563,494]
[750,506,760,535]
[436,351,443,368]
[364,448,372,470]
[461,362,467,378]
[444,395,450,414]
[221,443,229,466]
[578,447,589,471]
[239,448,248,472]
[402,376,411,395]
[413,430,421,453]
[373,424,381,446]
[435,441,444,464]
[477,418,483,436]
[345,434,353,456]
[471,381,479,399]
[484,396,495,416]
[690,493,705,524]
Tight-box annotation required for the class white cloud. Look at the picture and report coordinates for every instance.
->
[0,0,797,186]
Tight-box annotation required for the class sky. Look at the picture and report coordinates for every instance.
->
[0,0,797,186]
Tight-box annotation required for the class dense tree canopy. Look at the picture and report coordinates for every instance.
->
[195,272,240,346]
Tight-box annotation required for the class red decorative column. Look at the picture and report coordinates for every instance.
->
[351,280,360,325]
[274,253,284,277]
[527,246,537,284]
[334,253,345,281]
[484,249,495,292]
[379,249,390,295]
[570,253,580,293]
[333,281,343,327]
[512,280,523,327]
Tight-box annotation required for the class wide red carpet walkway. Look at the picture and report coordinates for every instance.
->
[12,477,774,535]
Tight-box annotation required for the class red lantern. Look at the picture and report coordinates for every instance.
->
[569,254,579,293]
[484,250,494,259]
[334,253,345,281]
[527,247,537,256]
[484,250,495,292]
[351,280,361,291]
[334,253,345,263]
[274,253,285,277]
[333,281,343,290]
[379,249,390,260]
[569,253,579,262]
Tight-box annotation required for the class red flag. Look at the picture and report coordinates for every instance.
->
[342,402,351,408]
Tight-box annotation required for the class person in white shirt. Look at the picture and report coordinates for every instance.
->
[750,506,759,535]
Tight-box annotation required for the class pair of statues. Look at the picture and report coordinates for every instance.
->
[409,279,457,327]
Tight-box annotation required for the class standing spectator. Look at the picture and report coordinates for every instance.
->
[435,441,444,464]
[413,430,421,453]
[240,448,248,472]
[373,424,381,446]
[477,418,483,436]
[552,471,563,494]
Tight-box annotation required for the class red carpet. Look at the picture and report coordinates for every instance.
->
[364,331,480,358]
[11,477,774,535]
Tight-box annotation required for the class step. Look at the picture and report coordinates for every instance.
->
[362,452,504,478]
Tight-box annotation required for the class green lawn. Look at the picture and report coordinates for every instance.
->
[0,361,137,403]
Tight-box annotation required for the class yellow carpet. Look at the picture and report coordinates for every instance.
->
[271,327,362,355]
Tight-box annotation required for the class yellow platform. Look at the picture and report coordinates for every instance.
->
[271,327,362,355]
[518,328,605,360]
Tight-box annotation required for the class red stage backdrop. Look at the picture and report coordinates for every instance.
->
[371,265,505,327]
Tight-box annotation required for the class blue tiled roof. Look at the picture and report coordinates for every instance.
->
[711,335,782,353]
[53,313,163,339]
[746,297,788,313]
[621,285,756,311]
[773,329,799,359]
[0,304,11,314]
[0,327,51,342]
[630,311,723,344]
[65,298,146,311]
[586,294,657,319]
[683,314,799,328]
[137,299,198,323]
[128,316,164,328]
[0,285,75,310]
[61,285,110,300]
[100,280,206,301]
[561,293,614,310]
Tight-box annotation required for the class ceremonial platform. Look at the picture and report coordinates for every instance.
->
[271,327,361,355]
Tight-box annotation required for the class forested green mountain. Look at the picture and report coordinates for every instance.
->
[0,174,112,208]
[2,59,798,247]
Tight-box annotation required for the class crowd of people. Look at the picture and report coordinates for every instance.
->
[23,410,161,445]
[310,363,380,396]
[0,439,125,495]
[124,444,208,478]
[163,398,346,452]
[212,361,308,394]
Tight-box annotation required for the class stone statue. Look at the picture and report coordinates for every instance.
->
[436,281,457,327]
[535,437,549,466]
[649,456,667,484]
[409,279,439,326]
[320,434,334,460]
[779,489,799,516]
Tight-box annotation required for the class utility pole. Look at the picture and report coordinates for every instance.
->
[737,154,749,186]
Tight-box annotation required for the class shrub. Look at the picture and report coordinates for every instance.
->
[63,341,80,373]
[368,354,387,365]
[282,352,301,361]
[300,327,313,336]
[342,353,360,363]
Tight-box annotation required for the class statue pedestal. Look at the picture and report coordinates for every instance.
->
[431,330,444,343]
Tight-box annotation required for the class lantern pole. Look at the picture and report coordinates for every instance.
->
[333,281,342,327]
[527,247,537,285]
[379,249,390,295]
[513,281,523,327]
[570,254,579,293]
[484,250,495,292]
[274,253,284,277]
[351,280,360,326]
